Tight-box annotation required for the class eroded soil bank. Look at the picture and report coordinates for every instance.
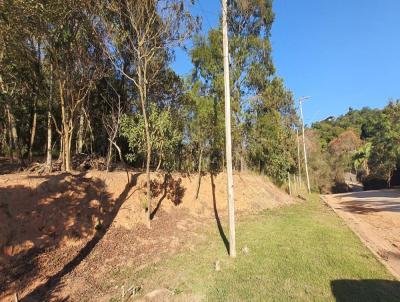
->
[0,170,293,301]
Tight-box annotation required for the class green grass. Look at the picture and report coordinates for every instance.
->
[109,196,400,301]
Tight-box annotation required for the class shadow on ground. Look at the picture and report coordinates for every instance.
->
[339,190,400,200]
[331,279,400,302]
[0,157,21,175]
[150,173,186,219]
[211,173,229,254]
[0,172,141,301]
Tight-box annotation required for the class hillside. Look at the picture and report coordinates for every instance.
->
[0,170,293,301]
[308,102,400,192]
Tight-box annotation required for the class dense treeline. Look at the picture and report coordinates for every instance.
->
[0,0,298,223]
[310,101,400,191]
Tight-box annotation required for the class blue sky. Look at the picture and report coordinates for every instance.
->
[172,0,400,124]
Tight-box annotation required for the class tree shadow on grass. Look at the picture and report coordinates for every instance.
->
[211,173,229,254]
[0,172,141,301]
[331,279,400,302]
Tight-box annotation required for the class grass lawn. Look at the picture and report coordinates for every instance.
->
[109,196,400,301]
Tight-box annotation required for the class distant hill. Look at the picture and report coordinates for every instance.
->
[309,101,400,191]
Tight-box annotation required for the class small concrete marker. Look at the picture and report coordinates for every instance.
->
[215,260,221,271]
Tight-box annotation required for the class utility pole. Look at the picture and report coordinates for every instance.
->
[299,97,311,193]
[296,128,301,186]
[222,0,236,258]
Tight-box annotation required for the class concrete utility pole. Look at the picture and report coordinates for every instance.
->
[299,97,311,193]
[222,0,236,258]
[296,128,301,186]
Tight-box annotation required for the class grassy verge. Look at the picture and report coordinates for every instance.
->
[109,196,400,301]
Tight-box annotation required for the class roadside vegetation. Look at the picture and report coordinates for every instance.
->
[0,0,299,228]
[107,197,400,301]
[1,1,399,301]
[308,103,400,192]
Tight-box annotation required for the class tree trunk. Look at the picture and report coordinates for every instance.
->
[28,97,37,162]
[240,151,245,173]
[111,140,129,183]
[193,147,203,201]
[138,63,152,228]
[46,65,53,172]
[0,123,5,156]
[6,103,23,164]
[106,139,113,172]
[46,109,52,171]
[156,155,162,172]
[145,137,151,228]
[6,107,14,163]
[77,109,84,154]
[387,171,392,189]
[64,130,72,172]
[59,80,72,172]
[29,40,41,163]
[58,133,63,161]
[144,111,151,228]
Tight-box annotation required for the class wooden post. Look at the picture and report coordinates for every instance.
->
[296,128,302,185]
[299,98,311,193]
[288,172,292,195]
[222,0,236,258]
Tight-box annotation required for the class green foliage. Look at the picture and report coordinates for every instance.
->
[120,103,182,170]
[247,110,293,183]
[353,142,372,172]
[1,0,300,188]
[190,2,297,181]
[312,101,400,190]
[312,107,380,150]
[186,80,224,171]
[367,102,400,184]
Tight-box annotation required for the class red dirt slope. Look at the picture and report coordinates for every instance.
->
[0,170,293,301]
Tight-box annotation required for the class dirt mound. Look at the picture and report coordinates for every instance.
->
[103,171,292,230]
[0,170,293,301]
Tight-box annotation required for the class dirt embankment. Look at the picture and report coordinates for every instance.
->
[0,170,293,301]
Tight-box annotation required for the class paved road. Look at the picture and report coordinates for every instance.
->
[324,189,400,279]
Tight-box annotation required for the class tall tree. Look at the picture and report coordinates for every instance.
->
[368,101,400,187]
[40,0,105,171]
[95,0,198,227]
[191,0,296,181]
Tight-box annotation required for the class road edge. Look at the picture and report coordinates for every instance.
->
[320,195,400,281]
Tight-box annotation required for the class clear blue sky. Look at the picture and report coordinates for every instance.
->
[172,0,400,124]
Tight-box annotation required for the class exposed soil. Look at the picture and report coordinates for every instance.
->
[0,168,293,301]
[323,190,400,280]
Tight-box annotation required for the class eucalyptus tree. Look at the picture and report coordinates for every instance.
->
[43,1,105,171]
[246,78,297,182]
[187,80,220,199]
[191,0,297,179]
[94,0,199,227]
[0,0,45,164]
